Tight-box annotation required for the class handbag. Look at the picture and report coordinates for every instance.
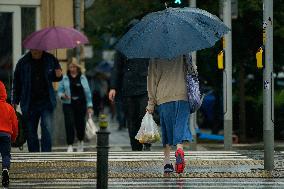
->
[183,55,203,113]
[85,113,97,140]
[11,111,27,149]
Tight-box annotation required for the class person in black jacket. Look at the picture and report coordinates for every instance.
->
[12,50,62,152]
[109,51,151,151]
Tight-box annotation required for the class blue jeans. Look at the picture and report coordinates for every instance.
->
[158,100,192,146]
[0,133,11,169]
[25,103,54,152]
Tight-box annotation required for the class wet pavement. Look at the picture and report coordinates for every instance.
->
[7,118,284,188]
[11,178,284,188]
[4,151,284,188]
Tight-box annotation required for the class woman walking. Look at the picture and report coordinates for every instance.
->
[58,58,93,152]
[146,55,192,174]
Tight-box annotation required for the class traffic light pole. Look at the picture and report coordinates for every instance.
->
[74,0,81,63]
[263,0,274,171]
[222,0,233,150]
[189,0,197,151]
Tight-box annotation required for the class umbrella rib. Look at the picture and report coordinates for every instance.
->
[55,27,61,49]
[164,13,212,56]
[40,28,55,50]
[141,14,172,58]
[23,26,89,51]
[45,27,56,50]
[31,28,49,50]
[119,19,156,53]
[174,10,228,38]
[172,13,216,46]
[179,8,222,23]
[116,7,228,58]
[164,13,172,58]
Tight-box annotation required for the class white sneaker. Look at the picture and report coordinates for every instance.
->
[67,145,73,152]
[77,141,84,152]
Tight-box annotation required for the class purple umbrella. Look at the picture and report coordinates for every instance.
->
[23,26,89,50]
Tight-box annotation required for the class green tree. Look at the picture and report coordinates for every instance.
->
[197,0,284,141]
[85,0,163,49]
[84,0,284,141]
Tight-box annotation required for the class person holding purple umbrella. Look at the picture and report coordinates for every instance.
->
[12,49,63,152]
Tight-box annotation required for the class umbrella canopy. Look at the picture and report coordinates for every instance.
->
[85,61,113,78]
[95,61,113,74]
[115,7,230,59]
[23,26,89,50]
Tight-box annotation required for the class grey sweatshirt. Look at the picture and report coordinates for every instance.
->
[147,56,188,111]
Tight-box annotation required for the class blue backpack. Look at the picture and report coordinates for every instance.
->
[183,55,203,114]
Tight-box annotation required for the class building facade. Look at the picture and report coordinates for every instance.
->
[0,0,85,146]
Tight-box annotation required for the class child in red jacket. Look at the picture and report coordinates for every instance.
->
[0,81,18,188]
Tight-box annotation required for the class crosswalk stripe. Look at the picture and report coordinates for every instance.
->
[10,151,248,156]
[10,155,251,158]
[5,151,257,162]
[4,151,282,187]
[10,179,284,188]
[10,159,253,162]
[10,151,244,154]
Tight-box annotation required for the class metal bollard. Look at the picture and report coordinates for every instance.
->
[96,114,110,189]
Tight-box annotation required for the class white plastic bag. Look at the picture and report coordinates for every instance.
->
[135,112,161,144]
[85,114,97,140]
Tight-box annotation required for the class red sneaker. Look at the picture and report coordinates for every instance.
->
[175,148,185,174]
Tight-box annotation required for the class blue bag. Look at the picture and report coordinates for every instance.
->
[184,55,202,113]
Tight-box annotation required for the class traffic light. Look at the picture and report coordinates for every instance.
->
[256,47,264,69]
[175,0,182,4]
[162,0,189,8]
[173,0,189,7]
[217,50,224,70]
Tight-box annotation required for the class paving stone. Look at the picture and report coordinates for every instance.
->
[5,150,284,188]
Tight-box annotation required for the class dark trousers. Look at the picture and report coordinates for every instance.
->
[124,94,151,151]
[92,90,102,118]
[116,95,126,129]
[63,100,87,145]
[0,133,11,169]
[26,103,53,152]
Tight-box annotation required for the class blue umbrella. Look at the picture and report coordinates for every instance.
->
[115,7,230,59]
[95,61,113,74]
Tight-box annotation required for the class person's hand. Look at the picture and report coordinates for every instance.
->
[146,107,154,114]
[87,107,94,115]
[61,93,70,99]
[108,89,116,102]
[55,69,62,78]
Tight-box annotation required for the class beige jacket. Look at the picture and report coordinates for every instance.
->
[147,56,188,111]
